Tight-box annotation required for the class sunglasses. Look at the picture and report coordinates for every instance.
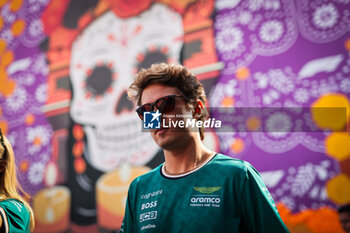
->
[136,95,184,120]
[0,129,7,156]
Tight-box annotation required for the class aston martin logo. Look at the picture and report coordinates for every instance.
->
[193,186,222,194]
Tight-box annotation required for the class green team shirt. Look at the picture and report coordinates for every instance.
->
[0,199,31,233]
[121,153,290,233]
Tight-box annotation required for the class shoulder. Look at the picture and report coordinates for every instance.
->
[206,153,263,183]
[0,199,27,213]
[0,199,30,218]
[210,153,253,173]
[0,199,30,233]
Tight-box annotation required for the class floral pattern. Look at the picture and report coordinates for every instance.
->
[212,0,350,213]
[312,3,339,29]
[0,0,52,195]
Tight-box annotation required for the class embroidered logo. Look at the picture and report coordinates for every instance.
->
[193,186,221,194]
[190,186,222,208]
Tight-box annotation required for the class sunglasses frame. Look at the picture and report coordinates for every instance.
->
[0,129,7,156]
[136,95,184,120]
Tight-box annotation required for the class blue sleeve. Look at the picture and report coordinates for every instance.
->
[239,163,290,233]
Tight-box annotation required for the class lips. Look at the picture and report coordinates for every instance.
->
[155,128,166,135]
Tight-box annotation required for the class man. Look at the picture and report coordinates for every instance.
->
[338,204,350,233]
[121,63,289,232]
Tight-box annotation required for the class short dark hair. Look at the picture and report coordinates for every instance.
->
[338,204,350,214]
[128,63,208,140]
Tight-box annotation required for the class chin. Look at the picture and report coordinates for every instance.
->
[153,134,175,150]
[155,139,173,150]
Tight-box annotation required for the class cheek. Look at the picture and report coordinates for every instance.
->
[150,130,157,140]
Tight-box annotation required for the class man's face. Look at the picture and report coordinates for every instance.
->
[140,84,195,150]
[339,212,350,233]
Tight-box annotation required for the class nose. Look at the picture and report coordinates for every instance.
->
[115,90,134,114]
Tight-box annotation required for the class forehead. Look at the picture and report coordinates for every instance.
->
[141,84,180,105]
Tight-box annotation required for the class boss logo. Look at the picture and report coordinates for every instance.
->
[141,201,157,210]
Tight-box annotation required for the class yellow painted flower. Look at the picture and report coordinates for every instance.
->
[345,38,350,51]
[311,93,350,131]
[0,16,3,31]
[230,138,245,154]
[0,120,8,134]
[10,0,22,12]
[0,0,8,8]
[325,132,350,160]
[11,19,26,36]
[246,116,261,131]
[0,40,6,55]
[25,113,35,125]
[0,50,14,67]
[221,96,235,107]
[326,174,350,205]
[235,67,250,81]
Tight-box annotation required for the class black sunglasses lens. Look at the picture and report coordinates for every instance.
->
[136,95,178,120]
[136,108,144,120]
[157,96,175,113]
[136,104,153,120]
[143,104,153,112]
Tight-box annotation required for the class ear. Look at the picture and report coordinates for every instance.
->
[193,100,204,119]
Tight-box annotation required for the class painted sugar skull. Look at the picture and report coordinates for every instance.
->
[70,3,184,171]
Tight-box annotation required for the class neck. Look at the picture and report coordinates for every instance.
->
[163,136,213,175]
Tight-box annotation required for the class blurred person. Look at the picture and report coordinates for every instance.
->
[0,129,34,232]
[338,204,350,233]
[121,63,289,233]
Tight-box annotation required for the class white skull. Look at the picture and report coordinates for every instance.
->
[70,4,184,171]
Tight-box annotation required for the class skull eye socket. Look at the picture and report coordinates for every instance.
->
[136,46,170,72]
[84,63,116,99]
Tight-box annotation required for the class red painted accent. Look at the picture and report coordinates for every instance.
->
[97,204,123,230]
[85,92,92,99]
[107,87,114,93]
[162,46,169,53]
[136,53,145,62]
[86,68,92,75]
[35,210,70,233]
[108,34,117,41]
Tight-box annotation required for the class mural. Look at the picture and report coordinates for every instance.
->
[39,0,219,232]
[0,0,349,232]
[211,0,350,211]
